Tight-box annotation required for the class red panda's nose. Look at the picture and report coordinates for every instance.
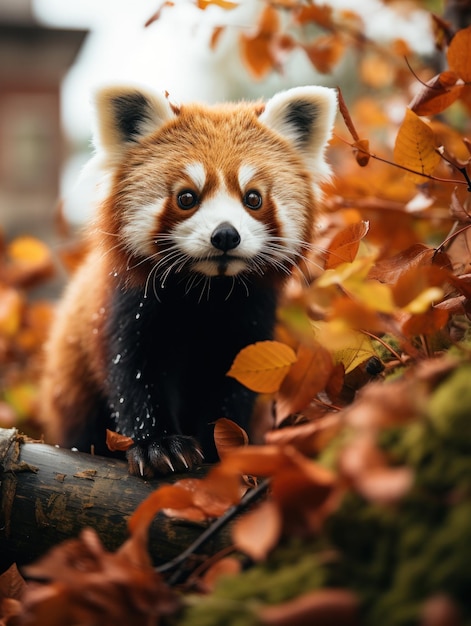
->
[211,222,241,252]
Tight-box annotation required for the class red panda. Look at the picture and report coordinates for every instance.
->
[40,85,337,478]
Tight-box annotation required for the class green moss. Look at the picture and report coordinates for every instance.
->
[427,365,471,450]
[178,357,471,626]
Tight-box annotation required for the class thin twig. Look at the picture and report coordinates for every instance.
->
[156,478,270,585]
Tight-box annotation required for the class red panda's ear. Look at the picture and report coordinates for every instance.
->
[259,86,337,176]
[94,86,175,155]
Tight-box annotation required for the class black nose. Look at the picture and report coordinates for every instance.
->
[211,222,241,252]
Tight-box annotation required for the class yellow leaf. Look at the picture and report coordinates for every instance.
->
[335,333,376,374]
[313,321,376,374]
[393,109,440,183]
[4,383,37,420]
[404,286,444,314]
[0,286,23,336]
[7,236,51,266]
[345,280,395,313]
[227,341,297,393]
[316,257,375,289]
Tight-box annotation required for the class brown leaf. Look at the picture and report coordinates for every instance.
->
[1,597,22,625]
[368,244,435,284]
[0,564,26,602]
[343,378,424,430]
[214,418,249,459]
[276,343,334,422]
[324,220,369,269]
[233,500,282,561]
[353,139,370,166]
[260,589,360,626]
[337,87,360,141]
[201,557,241,592]
[129,483,200,534]
[409,71,463,116]
[210,25,226,50]
[271,457,335,535]
[106,429,134,452]
[391,264,449,309]
[449,188,471,223]
[447,25,471,82]
[22,528,179,626]
[421,594,462,626]
[400,306,449,337]
[265,416,341,457]
[144,1,175,27]
[340,433,413,504]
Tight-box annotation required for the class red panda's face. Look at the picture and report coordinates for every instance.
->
[93,86,337,285]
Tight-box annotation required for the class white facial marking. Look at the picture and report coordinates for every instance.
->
[122,199,165,257]
[184,162,206,190]
[273,198,305,245]
[238,164,257,190]
[171,188,268,277]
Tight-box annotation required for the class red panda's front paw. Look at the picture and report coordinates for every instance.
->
[126,435,204,478]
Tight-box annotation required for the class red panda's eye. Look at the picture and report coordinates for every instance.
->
[177,190,198,210]
[244,190,262,210]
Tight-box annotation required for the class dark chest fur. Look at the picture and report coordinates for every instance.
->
[104,275,277,462]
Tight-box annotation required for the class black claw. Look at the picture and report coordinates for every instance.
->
[127,436,203,478]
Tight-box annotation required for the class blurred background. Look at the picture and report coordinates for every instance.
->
[0,0,436,239]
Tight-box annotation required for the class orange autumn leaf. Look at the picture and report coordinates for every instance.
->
[214,418,249,458]
[391,264,449,309]
[393,109,440,183]
[265,416,342,457]
[4,236,54,287]
[197,0,237,9]
[324,220,369,269]
[162,477,234,521]
[144,1,175,27]
[401,306,449,337]
[447,25,471,82]
[0,285,23,336]
[409,71,463,117]
[129,483,201,534]
[201,557,241,592]
[302,32,345,74]
[353,138,370,167]
[368,243,437,284]
[360,53,394,88]
[239,4,280,80]
[276,343,334,422]
[210,25,226,50]
[106,429,134,452]
[293,3,334,29]
[232,500,281,561]
[227,341,296,393]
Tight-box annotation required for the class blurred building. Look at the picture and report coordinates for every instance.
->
[0,0,87,240]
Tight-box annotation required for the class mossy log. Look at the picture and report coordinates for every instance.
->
[0,427,228,572]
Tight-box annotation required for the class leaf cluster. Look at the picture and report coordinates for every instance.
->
[3,1,471,624]
[0,234,55,434]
